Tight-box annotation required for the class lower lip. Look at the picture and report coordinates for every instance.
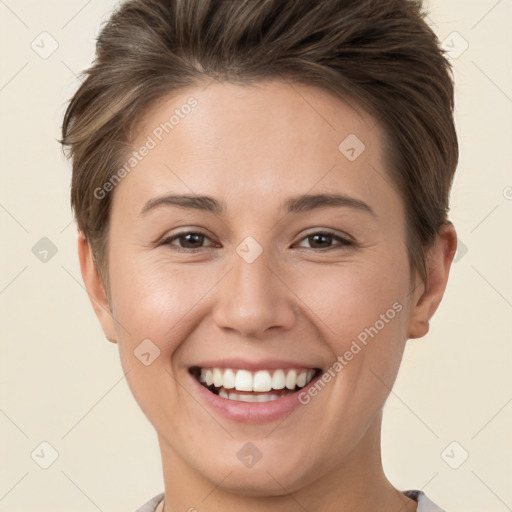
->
[188,370,321,423]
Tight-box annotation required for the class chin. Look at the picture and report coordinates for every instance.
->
[199,455,315,497]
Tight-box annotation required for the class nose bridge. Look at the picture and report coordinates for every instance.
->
[212,238,295,338]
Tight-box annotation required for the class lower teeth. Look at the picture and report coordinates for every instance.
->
[220,390,288,402]
[206,384,296,402]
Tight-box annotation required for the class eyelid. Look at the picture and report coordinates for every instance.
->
[159,229,216,251]
[293,229,354,249]
[159,228,354,252]
[299,227,354,243]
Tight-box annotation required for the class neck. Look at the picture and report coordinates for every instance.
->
[157,410,417,512]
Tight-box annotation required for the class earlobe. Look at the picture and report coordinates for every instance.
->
[407,222,458,340]
[77,231,118,343]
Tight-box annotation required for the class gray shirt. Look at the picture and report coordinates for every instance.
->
[134,490,445,511]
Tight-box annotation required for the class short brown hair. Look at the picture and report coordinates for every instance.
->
[60,0,458,290]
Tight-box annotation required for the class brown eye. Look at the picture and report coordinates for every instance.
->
[296,231,353,250]
[161,231,213,252]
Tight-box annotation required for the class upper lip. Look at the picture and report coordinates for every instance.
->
[190,358,322,372]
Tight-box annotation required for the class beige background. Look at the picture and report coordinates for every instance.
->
[1,0,511,511]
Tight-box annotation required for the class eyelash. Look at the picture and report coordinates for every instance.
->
[159,230,353,253]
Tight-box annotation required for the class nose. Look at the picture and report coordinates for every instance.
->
[212,245,297,339]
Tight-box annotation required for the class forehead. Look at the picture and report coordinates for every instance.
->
[114,80,396,219]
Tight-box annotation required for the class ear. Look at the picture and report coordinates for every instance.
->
[77,231,118,343]
[407,222,458,339]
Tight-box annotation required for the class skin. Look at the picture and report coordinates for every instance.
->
[78,80,457,512]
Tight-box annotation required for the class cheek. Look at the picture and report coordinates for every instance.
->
[292,256,410,346]
[292,253,411,412]
[320,259,410,405]
[110,255,192,418]
[110,253,197,341]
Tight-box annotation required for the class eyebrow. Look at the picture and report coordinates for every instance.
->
[140,192,375,217]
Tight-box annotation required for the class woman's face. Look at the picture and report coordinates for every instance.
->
[88,81,429,494]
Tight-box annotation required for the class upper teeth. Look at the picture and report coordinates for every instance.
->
[198,368,316,392]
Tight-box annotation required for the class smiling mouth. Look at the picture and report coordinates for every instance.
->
[189,366,322,402]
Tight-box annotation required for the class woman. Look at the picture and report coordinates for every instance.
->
[60,0,458,510]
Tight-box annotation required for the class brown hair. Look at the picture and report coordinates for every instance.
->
[60,0,458,291]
